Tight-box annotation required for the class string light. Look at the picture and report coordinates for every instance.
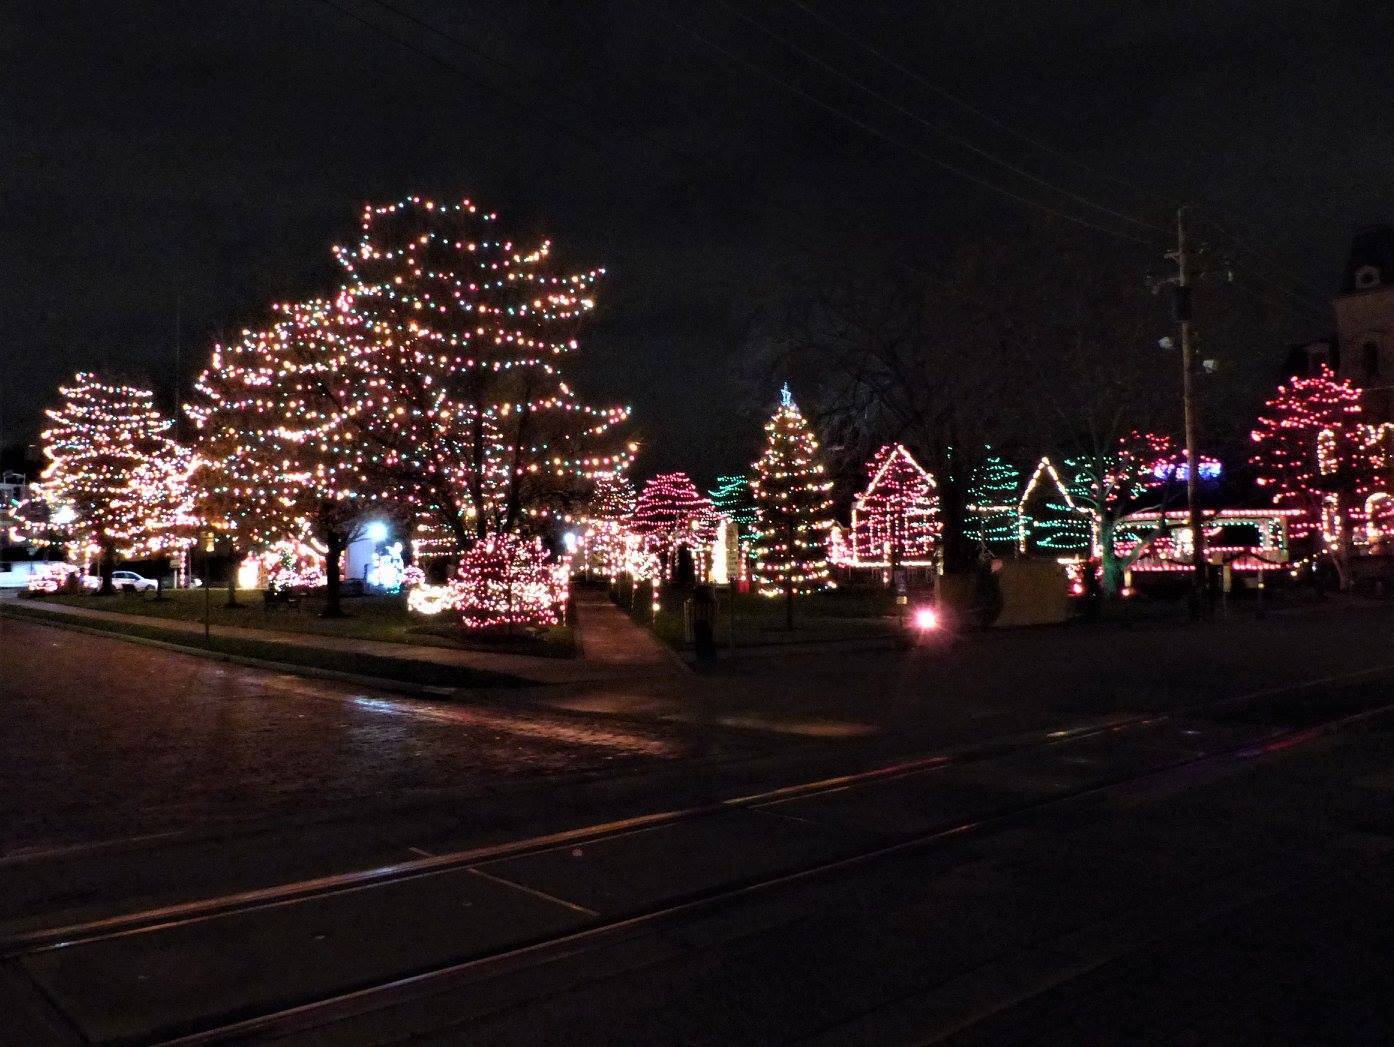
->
[845,443,941,568]
[631,472,716,577]
[965,450,1021,552]
[37,373,195,576]
[450,533,567,629]
[750,385,834,597]
[1250,365,1378,546]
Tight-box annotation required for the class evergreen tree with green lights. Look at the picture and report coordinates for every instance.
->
[709,474,759,535]
[964,451,1020,553]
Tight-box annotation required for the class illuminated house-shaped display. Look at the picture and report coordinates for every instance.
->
[845,444,942,567]
[1018,456,1091,555]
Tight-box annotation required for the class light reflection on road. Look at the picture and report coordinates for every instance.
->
[345,695,684,756]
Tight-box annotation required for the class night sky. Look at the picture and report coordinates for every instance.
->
[5,1,1393,482]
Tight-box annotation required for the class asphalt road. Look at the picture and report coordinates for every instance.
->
[0,617,731,856]
[7,672,1394,1044]
[7,605,1394,1043]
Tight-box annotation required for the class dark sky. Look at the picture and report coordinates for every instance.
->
[4,0,1393,484]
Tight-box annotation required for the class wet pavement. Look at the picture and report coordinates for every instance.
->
[7,690,1393,1043]
[0,618,724,856]
[8,604,1394,1042]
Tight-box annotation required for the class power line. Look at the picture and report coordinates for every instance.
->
[705,0,1167,235]
[1191,211,1330,303]
[780,0,1176,213]
[778,0,1334,315]
[324,0,1325,345]
[316,0,1008,318]
[637,1,1162,247]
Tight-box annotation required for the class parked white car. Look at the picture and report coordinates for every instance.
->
[23,562,100,593]
[111,570,158,592]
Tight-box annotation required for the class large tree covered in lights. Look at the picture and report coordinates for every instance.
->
[631,471,715,576]
[751,385,834,625]
[188,302,387,617]
[40,373,190,594]
[582,473,637,578]
[1067,429,1182,596]
[1250,366,1377,585]
[324,197,633,556]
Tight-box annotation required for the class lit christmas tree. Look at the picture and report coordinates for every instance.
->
[187,302,385,616]
[451,533,566,630]
[709,474,759,534]
[751,384,834,623]
[849,444,941,567]
[40,373,191,594]
[631,471,716,576]
[589,474,637,523]
[582,474,636,578]
[964,451,1020,552]
[1250,366,1377,579]
[323,197,634,553]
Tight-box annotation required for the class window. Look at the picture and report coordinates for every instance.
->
[1317,429,1338,476]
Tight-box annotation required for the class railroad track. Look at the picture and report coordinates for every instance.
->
[9,674,1394,1045]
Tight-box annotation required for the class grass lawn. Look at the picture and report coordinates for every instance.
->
[27,588,575,659]
[611,580,902,649]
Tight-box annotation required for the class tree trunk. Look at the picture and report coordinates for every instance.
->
[939,468,974,575]
[226,548,242,608]
[322,531,346,618]
[154,558,167,601]
[1098,516,1122,597]
[98,543,116,595]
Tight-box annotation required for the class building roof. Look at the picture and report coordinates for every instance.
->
[1340,225,1394,295]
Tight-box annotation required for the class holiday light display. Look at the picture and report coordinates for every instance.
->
[40,373,192,591]
[407,582,454,616]
[187,301,385,613]
[630,472,716,576]
[1250,367,1378,546]
[750,385,834,604]
[1018,457,1090,553]
[322,197,634,552]
[709,475,759,534]
[450,533,566,629]
[1150,456,1222,483]
[846,444,941,568]
[25,562,96,593]
[1113,508,1299,573]
[578,474,637,578]
[365,541,406,593]
[110,445,200,567]
[709,475,758,586]
[965,452,1021,552]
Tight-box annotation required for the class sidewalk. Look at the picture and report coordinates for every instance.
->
[2,589,685,687]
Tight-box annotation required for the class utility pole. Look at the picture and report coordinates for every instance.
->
[1163,205,1208,618]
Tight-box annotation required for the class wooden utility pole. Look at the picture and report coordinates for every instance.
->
[1163,206,1208,617]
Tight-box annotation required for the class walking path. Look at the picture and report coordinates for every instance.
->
[1,588,685,687]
